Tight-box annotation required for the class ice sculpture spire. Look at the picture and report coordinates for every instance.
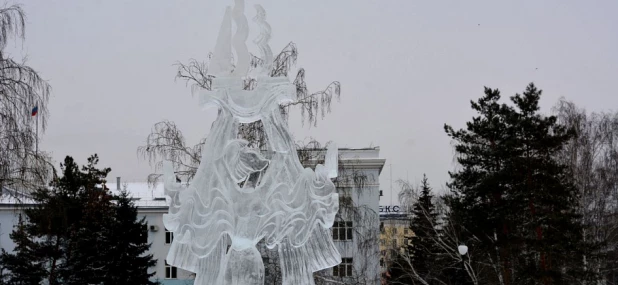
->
[231,0,250,77]
[211,7,233,76]
[253,4,273,75]
[162,2,341,284]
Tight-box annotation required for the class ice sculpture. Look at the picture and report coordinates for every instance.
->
[161,1,341,284]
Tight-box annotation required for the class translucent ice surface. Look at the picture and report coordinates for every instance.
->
[162,1,341,284]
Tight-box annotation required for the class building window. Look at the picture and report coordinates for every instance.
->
[166,230,174,244]
[392,228,397,234]
[165,261,177,279]
[404,228,409,235]
[333,258,353,277]
[404,238,410,246]
[380,239,386,246]
[332,221,353,241]
[380,258,384,267]
[380,222,384,233]
[392,239,397,247]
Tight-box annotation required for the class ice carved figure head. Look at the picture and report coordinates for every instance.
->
[224,140,269,184]
[162,1,341,284]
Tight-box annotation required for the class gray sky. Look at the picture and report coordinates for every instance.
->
[8,0,617,205]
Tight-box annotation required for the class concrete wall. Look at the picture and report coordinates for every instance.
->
[333,165,382,284]
[305,147,385,284]
[0,205,22,252]
[139,209,195,285]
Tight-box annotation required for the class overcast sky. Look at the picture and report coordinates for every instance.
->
[8,0,617,205]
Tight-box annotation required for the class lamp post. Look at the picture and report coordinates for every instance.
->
[458,245,468,285]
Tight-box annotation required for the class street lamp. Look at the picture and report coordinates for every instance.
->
[458,245,468,285]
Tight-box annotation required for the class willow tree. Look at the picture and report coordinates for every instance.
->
[0,5,52,195]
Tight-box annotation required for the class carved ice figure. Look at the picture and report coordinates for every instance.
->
[162,1,341,284]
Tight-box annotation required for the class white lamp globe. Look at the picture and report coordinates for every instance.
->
[458,245,468,256]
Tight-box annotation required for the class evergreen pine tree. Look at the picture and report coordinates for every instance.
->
[408,175,440,284]
[388,175,441,285]
[21,156,86,285]
[104,188,157,284]
[0,215,46,285]
[444,83,594,284]
[61,155,116,284]
[0,155,159,284]
[387,254,414,285]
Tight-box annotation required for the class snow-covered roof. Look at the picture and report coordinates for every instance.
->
[107,182,167,208]
[0,183,168,208]
[0,195,36,205]
[0,186,36,205]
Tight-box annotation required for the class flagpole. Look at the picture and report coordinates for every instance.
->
[35,107,38,157]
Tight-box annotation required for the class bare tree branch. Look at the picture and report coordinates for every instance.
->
[0,4,53,196]
[393,180,484,285]
[553,98,618,280]
[142,42,342,186]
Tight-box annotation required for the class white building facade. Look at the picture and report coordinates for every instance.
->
[317,148,385,284]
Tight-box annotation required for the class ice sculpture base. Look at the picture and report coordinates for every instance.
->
[223,246,264,285]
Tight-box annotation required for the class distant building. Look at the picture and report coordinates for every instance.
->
[0,188,32,254]
[286,147,386,284]
[0,147,385,285]
[378,211,413,279]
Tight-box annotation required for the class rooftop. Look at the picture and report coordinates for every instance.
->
[0,183,167,208]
